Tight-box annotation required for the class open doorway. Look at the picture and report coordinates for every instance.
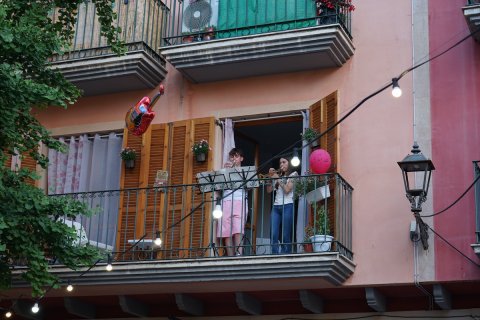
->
[232,115,304,254]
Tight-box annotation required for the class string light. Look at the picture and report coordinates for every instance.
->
[5,25,477,319]
[392,78,402,97]
[106,254,113,272]
[291,148,300,167]
[31,302,39,314]
[212,204,223,219]
[66,281,74,292]
[154,231,162,246]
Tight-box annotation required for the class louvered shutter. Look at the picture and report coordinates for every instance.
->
[117,118,216,259]
[182,118,215,254]
[162,117,215,258]
[309,92,338,240]
[116,129,145,257]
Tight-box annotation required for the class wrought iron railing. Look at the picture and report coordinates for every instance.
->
[49,0,168,63]
[474,161,480,243]
[161,0,352,46]
[51,173,353,262]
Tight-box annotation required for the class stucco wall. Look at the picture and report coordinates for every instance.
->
[36,0,420,286]
[429,0,480,280]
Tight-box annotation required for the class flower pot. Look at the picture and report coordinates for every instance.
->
[310,139,320,149]
[182,35,194,43]
[316,5,337,25]
[306,186,330,204]
[310,235,334,252]
[304,242,313,253]
[124,159,135,169]
[196,153,207,162]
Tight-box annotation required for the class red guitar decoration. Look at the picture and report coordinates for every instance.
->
[125,85,165,136]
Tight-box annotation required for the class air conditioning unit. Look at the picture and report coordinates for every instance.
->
[182,0,219,33]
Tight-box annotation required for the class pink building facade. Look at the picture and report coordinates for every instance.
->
[4,0,480,318]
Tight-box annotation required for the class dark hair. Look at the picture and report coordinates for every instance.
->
[278,157,293,177]
[229,147,244,158]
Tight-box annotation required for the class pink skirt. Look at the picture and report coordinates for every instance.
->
[216,199,248,238]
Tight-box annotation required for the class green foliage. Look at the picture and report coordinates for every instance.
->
[0,0,124,297]
[312,205,330,235]
[294,174,325,200]
[301,127,319,142]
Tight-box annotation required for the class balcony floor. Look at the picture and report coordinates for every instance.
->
[162,25,355,83]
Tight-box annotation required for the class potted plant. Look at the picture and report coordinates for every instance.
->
[309,205,333,252]
[314,0,355,25]
[192,139,211,162]
[294,173,330,203]
[202,26,216,41]
[301,127,320,148]
[120,147,136,169]
[303,226,314,253]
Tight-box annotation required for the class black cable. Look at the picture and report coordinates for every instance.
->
[162,27,480,237]
[30,17,480,310]
[421,173,480,218]
[281,315,476,320]
[427,225,480,268]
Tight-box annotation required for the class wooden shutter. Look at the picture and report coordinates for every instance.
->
[183,118,215,254]
[116,117,216,259]
[163,117,215,258]
[309,91,338,239]
[116,129,145,256]
[310,91,338,172]
[21,154,37,186]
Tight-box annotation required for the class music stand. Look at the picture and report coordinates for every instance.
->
[196,170,227,193]
[226,166,259,189]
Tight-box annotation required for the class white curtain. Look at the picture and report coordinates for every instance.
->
[296,111,310,251]
[48,133,122,249]
[222,119,235,166]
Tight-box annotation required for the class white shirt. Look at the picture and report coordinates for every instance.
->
[274,171,298,206]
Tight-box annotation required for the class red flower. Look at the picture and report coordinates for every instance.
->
[316,0,355,12]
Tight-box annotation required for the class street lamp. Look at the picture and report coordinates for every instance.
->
[397,142,435,250]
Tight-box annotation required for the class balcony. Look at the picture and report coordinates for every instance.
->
[161,0,355,83]
[11,174,354,288]
[463,1,480,43]
[48,0,168,96]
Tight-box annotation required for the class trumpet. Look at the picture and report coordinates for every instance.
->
[258,169,281,179]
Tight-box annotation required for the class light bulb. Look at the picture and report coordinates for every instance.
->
[66,283,74,292]
[392,78,402,98]
[5,311,12,318]
[291,148,300,167]
[154,237,162,247]
[31,302,39,314]
[212,204,223,219]
[291,156,300,167]
[106,254,113,271]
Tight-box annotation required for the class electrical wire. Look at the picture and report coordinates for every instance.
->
[281,314,477,320]
[420,173,480,218]
[15,12,480,314]
[163,27,480,234]
[428,225,480,268]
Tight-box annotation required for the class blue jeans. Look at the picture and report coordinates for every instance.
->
[270,203,293,254]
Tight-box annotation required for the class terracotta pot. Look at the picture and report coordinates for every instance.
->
[304,243,313,253]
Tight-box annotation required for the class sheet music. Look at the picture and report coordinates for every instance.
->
[196,170,227,193]
[226,166,259,189]
[196,166,258,193]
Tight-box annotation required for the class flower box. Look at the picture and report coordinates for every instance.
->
[305,186,330,204]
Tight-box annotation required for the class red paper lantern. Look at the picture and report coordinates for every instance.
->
[309,149,331,174]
